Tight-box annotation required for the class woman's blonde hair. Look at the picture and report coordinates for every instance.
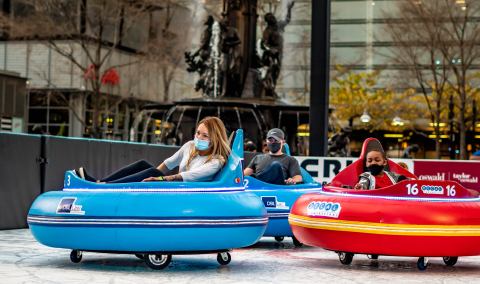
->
[186,116,231,169]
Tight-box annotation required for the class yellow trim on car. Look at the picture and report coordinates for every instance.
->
[288,214,480,236]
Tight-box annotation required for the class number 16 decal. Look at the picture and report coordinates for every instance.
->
[406,183,418,195]
[446,185,456,196]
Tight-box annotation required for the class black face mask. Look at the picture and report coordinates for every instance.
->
[367,164,384,176]
[268,142,281,153]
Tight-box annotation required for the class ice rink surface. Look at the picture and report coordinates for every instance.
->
[1,229,480,283]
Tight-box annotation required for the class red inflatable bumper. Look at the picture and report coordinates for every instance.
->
[290,180,480,257]
[290,137,480,270]
[289,181,480,257]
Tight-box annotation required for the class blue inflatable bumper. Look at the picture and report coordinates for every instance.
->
[245,175,321,238]
[28,129,268,256]
[28,185,267,252]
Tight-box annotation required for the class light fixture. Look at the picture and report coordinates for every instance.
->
[360,111,371,123]
[384,134,403,138]
[429,122,446,127]
[428,134,449,139]
[391,116,404,126]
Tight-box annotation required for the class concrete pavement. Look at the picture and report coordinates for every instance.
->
[1,229,479,283]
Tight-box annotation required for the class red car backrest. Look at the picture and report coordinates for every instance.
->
[330,138,417,188]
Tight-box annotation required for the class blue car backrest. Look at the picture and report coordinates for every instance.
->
[283,143,315,184]
[211,129,244,186]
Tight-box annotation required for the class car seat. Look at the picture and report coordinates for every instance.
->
[330,138,417,188]
[283,143,315,184]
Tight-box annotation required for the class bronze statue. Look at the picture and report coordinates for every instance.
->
[185,16,215,95]
[220,17,242,97]
[259,1,295,97]
[185,14,244,98]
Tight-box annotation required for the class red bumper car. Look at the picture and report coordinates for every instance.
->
[289,138,480,270]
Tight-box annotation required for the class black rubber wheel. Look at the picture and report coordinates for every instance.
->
[417,257,428,271]
[292,236,303,247]
[70,250,82,263]
[135,253,145,260]
[217,252,231,265]
[338,252,354,265]
[145,254,172,270]
[274,236,284,242]
[443,256,458,266]
[368,254,379,260]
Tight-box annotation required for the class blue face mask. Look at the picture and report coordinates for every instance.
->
[194,137,210,151]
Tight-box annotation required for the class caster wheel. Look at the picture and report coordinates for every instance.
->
[443,256,458,266]
[70,250,82,263]
[292,236,303,247]
[135,253,145,260]
[217,252,231,265]
[338,252,354,265]
[274,236,284,242]
[368,254,379,260]
[417,257,429,271]
[145,254,171,270]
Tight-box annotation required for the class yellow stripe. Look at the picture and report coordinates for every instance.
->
[288,214,480,236]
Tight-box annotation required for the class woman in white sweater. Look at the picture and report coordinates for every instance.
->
[76,116,231,183]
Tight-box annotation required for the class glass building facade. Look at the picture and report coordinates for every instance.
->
[0,0,479,157]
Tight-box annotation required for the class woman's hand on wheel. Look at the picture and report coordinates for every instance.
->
[285,178,297,185]
[143,176,165,182]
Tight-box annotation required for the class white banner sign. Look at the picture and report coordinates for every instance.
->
[294,156,414,184]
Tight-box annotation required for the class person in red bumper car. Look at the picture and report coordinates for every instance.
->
[354,140,407,190]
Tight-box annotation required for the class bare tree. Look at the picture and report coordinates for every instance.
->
[383,0,451,159]
[383,0,480,159]
[141,0,192,103]
[437,0,480,159]
[0,0,155,138]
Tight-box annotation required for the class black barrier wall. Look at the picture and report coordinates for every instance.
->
[0,133,42,229]
[43,136,179,192]
[0,133,179,229]
[43,137,109,192]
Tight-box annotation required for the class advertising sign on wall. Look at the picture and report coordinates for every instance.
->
[295,156,480,190]
[413,160,480,191]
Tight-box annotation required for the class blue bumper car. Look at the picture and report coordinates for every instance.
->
[245,145,321,246]
[28,130,267,269]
